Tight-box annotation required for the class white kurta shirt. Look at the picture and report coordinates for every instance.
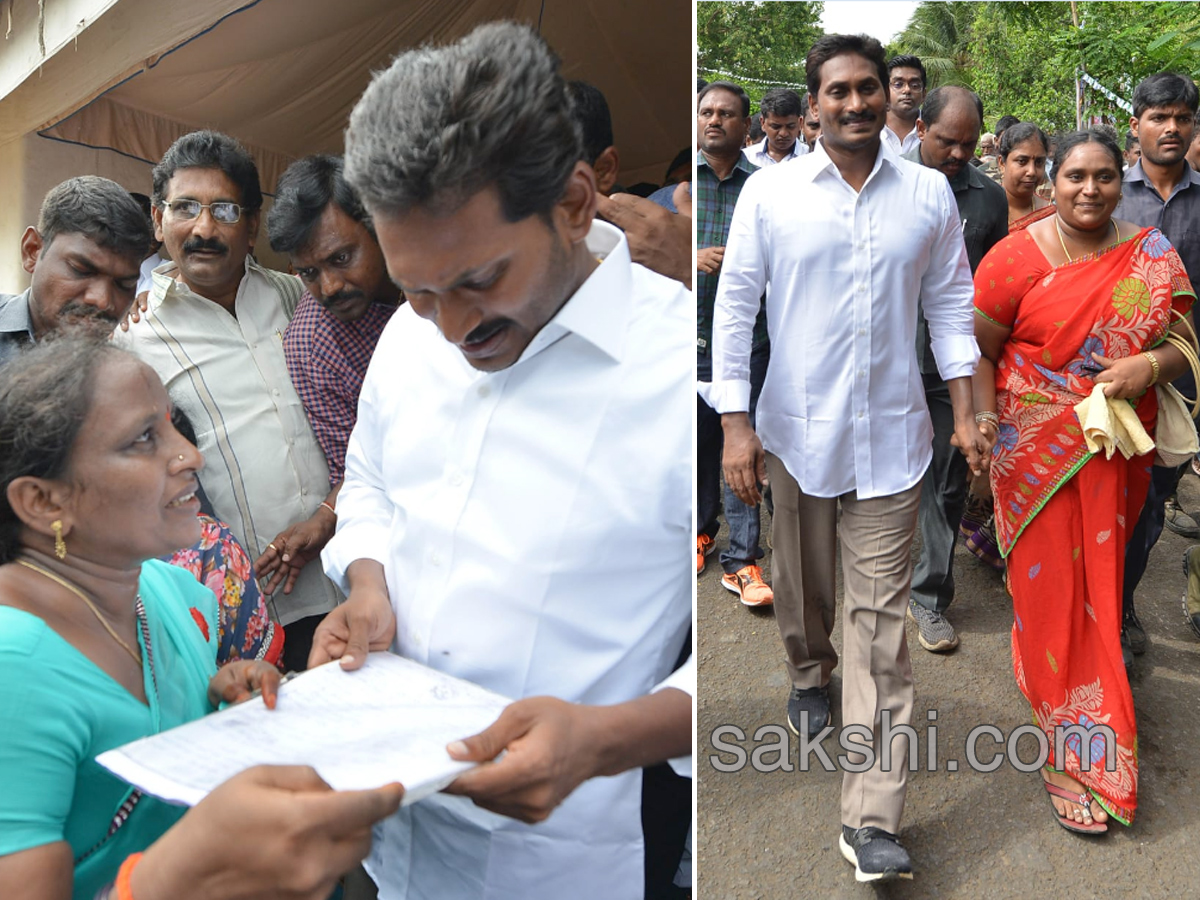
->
[113,257,340,625]
[323,220,693,900]
[709,138,979,500]
[881,122,921,156]
[742,135,808,167]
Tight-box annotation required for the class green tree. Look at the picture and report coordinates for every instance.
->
[888,0,980,88]
[697,1,825,94]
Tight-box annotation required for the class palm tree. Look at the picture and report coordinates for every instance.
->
[890,1,980,88]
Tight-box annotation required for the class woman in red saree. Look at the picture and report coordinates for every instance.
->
[972,131,1195,833]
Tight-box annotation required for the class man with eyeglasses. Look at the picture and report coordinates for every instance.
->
[881,55,926,157]
[0,177,150,366]
[115,130,341,672]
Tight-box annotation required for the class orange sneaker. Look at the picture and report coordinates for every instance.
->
[721,564,774,606]
[697,534,716,574]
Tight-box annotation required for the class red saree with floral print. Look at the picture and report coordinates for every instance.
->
[974,224,1194,824]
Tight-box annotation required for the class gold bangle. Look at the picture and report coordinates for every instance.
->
[1142,351,1160,386]
[975,411,1000,427]
[319,500,337,517]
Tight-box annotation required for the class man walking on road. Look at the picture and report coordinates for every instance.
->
[711,34,987,882]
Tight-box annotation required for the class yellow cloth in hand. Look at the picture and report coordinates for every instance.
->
[1073,384,1155,460]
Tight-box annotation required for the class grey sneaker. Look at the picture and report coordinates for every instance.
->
[907,599,960,652]
[839,826,913,882]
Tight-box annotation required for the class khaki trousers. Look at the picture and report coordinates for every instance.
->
[765,453,920,833]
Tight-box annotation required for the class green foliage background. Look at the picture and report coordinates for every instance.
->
[697,1,1200,134]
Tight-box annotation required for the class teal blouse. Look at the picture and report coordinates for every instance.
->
[0,559,219,899]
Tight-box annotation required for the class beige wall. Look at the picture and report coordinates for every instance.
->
[0,137,28,292]
[0,132,286,294]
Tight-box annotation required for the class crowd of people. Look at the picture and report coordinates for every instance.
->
[698,34,1199,883]
[0,21,695,900]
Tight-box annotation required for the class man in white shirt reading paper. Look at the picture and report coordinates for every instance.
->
[711,34,989,882]
[310,22,692,900]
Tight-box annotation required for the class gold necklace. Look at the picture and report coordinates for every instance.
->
[16,558,142,666]
[1055,215,1120,262]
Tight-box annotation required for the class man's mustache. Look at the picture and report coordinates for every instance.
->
[183,237,229,255]
[840,111,877,125]
[58,302,119,325]
[323,290,366,307]
[464,318,512,345]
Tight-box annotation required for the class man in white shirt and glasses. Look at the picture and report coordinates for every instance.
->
[881,54,926,156]
[309,22,693,900]
[711,33,989,883]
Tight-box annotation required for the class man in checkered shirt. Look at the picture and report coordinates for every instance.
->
[269,154,402,512]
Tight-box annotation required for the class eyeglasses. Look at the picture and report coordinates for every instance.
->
[164,199,243,224]
[889,79,925,92]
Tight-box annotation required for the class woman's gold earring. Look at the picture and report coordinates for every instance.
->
[52,520,67,560]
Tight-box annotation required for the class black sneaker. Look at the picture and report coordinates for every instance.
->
[1119,628,1134,670]
[839,826,914,882]
[786,685,830,738]
[1123,605,1147,655]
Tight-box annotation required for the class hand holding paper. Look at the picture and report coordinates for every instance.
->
[131,765,403,900]
[308,559,396,670]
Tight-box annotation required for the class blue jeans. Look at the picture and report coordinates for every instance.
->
[697,343,769,574]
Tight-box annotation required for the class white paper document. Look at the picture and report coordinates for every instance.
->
[97,652,511,807]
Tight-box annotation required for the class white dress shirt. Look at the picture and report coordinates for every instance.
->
[323,220,693,900]
[881,122,922,156]
[742,135,808,167]
[709,138,979,500]
[113,257,340,625]
[136,251,165,298]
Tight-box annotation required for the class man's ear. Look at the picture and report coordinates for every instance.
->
[1129,115,1140,142]
[152,203,165,243]
[592,146,620,195]
[246,210,262,253]
[916,118,928,142]
[20,227,43,275]
[6,476,73,550]
[555,161,599,243]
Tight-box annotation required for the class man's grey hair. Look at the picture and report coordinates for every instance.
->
[344,21,582,223]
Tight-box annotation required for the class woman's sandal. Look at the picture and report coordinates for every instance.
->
[1042,778,1108,835]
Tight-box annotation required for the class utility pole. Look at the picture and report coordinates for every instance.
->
[1071,1,1083,129]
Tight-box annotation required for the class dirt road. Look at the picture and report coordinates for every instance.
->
[697,475,1200,898]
